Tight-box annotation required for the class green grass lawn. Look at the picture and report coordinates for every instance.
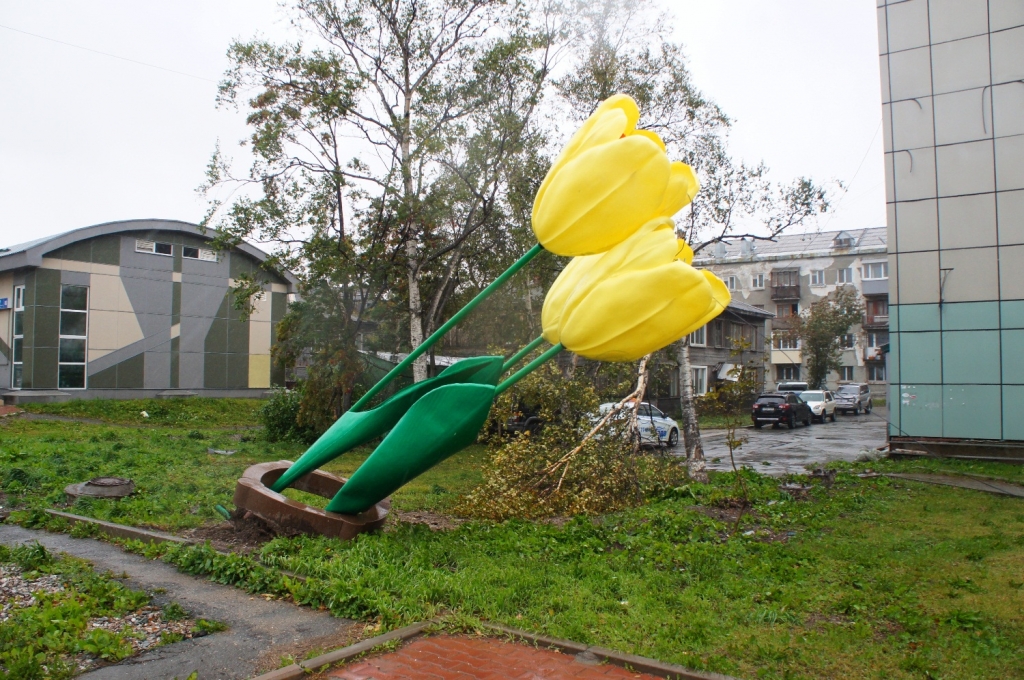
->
[22,397,264,428]
[4,401,1024,678]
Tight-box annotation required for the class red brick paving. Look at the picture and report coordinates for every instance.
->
[327,635,662,680]
[0,406,22,417]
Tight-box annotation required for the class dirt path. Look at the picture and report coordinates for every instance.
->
[0,524,356,679]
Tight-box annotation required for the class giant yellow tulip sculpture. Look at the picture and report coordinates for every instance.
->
[268,94,729,520]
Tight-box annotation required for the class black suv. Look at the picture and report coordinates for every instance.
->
[751,392,813,429]
[834,383,872,414]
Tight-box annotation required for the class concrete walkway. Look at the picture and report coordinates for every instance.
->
[0,525,354,680]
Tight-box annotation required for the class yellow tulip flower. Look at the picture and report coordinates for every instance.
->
[532,95,699,257]
[541,219,729,362]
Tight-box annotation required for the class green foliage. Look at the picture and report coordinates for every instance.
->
[460,359,685,519]
[259,387,318,444]
[22,398,262,428]
[788,287,865,389]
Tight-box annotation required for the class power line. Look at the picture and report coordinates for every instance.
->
[0,23,218,83]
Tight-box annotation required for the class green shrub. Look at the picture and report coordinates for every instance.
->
[259,388,316,444]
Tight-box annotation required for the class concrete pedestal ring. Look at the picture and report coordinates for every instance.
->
[233,460,389,540]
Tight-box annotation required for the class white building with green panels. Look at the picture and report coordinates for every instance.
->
[0,219,298,401]
[878,0,1024,451]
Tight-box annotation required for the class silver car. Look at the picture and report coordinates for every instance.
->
[801,390,837,422]
[598,401,680,447]
[834,383,872,414]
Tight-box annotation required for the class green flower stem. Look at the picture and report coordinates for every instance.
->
[351,244,545,412]
[494,343,564,397]
[501,336,547,373]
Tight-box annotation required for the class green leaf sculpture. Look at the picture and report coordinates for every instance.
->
[271,356,504,492]
[325,383,496,514]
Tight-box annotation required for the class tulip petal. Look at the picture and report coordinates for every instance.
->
[628,129,666,152]
[687,270,732,332]
[655,162,700,217]
[541,254,599,344]
[535,136,671,256]
[560,261,717,361]
[676,238,694,265]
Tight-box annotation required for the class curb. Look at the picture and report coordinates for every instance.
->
[45,510,190,545]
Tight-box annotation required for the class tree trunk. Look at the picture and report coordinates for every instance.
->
[406,243,428,383]
[675,339,707,482]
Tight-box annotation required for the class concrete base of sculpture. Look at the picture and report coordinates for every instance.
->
[233,460,389,540]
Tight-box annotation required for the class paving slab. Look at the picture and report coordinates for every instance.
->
[326,635,665,680]
[0,524,354,680]
[885,473,1024,498]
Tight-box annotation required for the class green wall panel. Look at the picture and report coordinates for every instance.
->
[204,353,226,389]
[205,319,227,354]
[227,354,249,389]
[889,383,902,436]
[942,331,1000,384]
[33,307,59,349]
[943,385,1001,439]
[90,235,120,265]
[1003,330,1024,384]
[897,304,940,332]
[34,269,60,307]
[1004,386,1024,440]
[899,332,942,384]
[227,321,248,354]
[89,364,117,389]
[888,334,900,383]
[31,347,58,389]
[1003,301,1024,329]
[898,384,943,437]
[170,336,179,389]
[116,353,144,389]
[941,301,999,330]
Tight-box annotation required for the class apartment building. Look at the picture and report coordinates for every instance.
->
[877,0,1024,454]
[693,227,889,396]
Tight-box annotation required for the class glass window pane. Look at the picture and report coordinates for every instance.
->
[58,364,85,389]
[60,285,89,311]
[13,310,22,336]
[183,246,199,259]
[155,242,173,255]
[59,338,86,363]
[13,338,22,363]
[60,311,87,336]
[12,365,22,388]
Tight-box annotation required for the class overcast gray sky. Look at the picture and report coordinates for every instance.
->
[0,1,884,247]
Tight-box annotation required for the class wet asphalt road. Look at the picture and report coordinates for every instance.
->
[669,406,890,476]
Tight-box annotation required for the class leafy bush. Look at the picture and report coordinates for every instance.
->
[458,359,686,519]
[259,388,317,444]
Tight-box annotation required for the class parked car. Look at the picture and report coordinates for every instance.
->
[834,383,872,414]
[776,381,809,393]
[751,392,813,429]
[504,401,544,435]
[800,390,837,423]
[598,401,680,447]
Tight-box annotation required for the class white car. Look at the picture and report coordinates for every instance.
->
[800,390,837,423]
[598,401,680,447]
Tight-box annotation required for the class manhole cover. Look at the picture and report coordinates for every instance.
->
[64,477,135,501]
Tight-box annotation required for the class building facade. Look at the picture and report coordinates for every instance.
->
[694,227,890,396]
[878,0,1024,450]
[0,219,298,401]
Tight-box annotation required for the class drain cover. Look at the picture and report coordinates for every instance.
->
[64,477,135,501]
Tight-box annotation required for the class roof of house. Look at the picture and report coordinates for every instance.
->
[694,226,887,264]
[725,299,775,319]
[0,218,299,287]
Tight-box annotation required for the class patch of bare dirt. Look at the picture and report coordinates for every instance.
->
[389,510,463,531]
[178,516,279,554]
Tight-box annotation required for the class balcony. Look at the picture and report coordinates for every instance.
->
[861,278,889,296]
[771,284,801,300]
[864,346,884,362]
[864,314,889,328]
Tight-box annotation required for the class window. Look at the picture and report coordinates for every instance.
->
[867,364,886,382]
[689,325,706,347]
[777,365,800,381]
[772,270,799,286]
[751,273,765,289]
[867,298,889,322]
[726,275,738,291]
[709,321,725,347]
[867,331,889,348]
[810,269,825,286]
[840,366,855,381]
[11,286,24,388]
[776,303,799,318]
[136,239,173,256]
[691,366,707,396]
[183,246,219,262]
[840,334,855,349]
[837,267,853,284]
[862,261,888,280]
[58,284,88,389]
[773,333,800,350]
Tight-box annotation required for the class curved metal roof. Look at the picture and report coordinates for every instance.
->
[0,218,299,288]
